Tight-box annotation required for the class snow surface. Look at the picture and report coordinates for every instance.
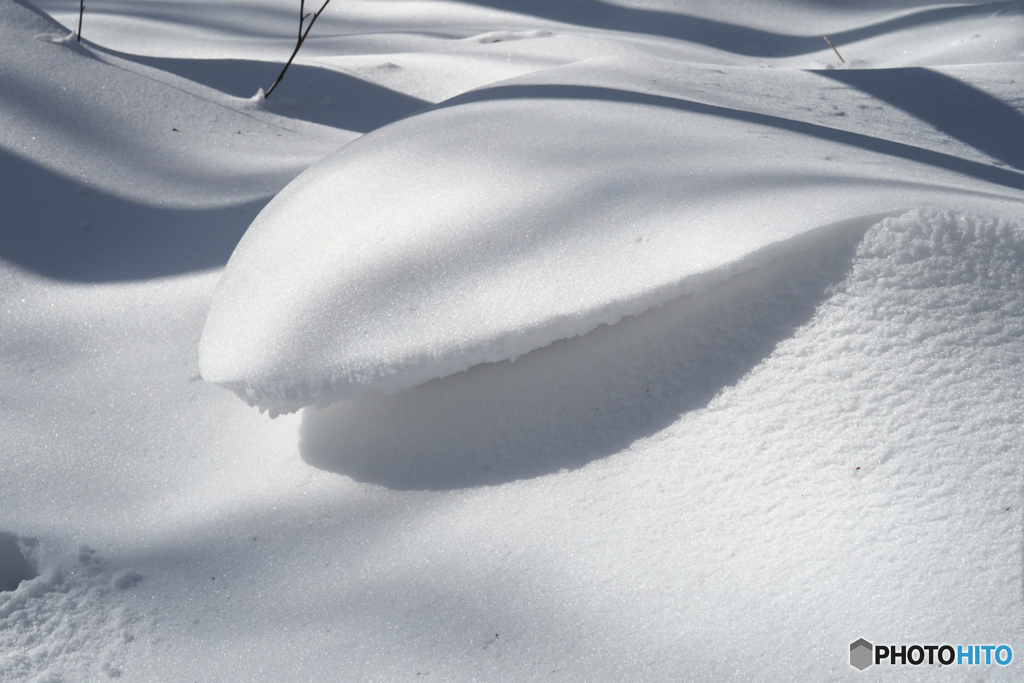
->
[3,0,1024,680]
[201,54,1024,414]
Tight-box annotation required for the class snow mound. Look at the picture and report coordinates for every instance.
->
[200,56,1024,415]
[300,208,1024,488]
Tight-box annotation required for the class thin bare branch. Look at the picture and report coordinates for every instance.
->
[77,0,84,42]
[265,0,333,98]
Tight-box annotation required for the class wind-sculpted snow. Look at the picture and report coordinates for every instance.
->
[200,56,1024,415]
[299,208,1024,496]
[7,0,1024,679]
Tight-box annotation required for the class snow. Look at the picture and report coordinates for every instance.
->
[3,0,1024,680]
[201,54,1024,414]
[1,540,143,681]
[0,533,37,592]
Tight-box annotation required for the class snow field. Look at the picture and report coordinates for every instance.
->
[2,0,1023,680]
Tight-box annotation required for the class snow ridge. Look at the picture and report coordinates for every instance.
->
[199,57,1024,415]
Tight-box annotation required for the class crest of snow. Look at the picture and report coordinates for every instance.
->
[200,55,1024,415]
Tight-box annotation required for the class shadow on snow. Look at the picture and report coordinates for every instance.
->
[454,0,1016,57]
[106,53,431,133]
[300,230,862,490]
[0,148,265,281]
[432,82,1024,194]
[817,67,1024,172]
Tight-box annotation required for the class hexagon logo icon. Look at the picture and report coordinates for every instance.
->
[850,639,873,670]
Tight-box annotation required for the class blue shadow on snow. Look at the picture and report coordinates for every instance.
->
[104,54,431,133]
[300,229,864,490]
[456,0,1014,57]
[432,82,1024,194]
[817,67,1024,172]
[0,148,264,281]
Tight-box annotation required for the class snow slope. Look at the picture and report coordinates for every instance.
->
[3,0,1023,680]
[0,0,357,281]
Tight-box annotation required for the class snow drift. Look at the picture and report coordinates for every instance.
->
[6,0,1024,679]
[299,207,1024,489]
[200,56,1024,415]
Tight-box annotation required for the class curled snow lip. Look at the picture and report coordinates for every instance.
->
[303,206,1024,489]
[205,211,900,418]
[296,225,867,489]
[199,57,1024,416]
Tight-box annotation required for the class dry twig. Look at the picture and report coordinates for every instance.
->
[265,0,333,97]
[823,35,845,64]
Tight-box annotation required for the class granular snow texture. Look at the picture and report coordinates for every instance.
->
[199,56,1024,414]
[3,0,1023,680]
